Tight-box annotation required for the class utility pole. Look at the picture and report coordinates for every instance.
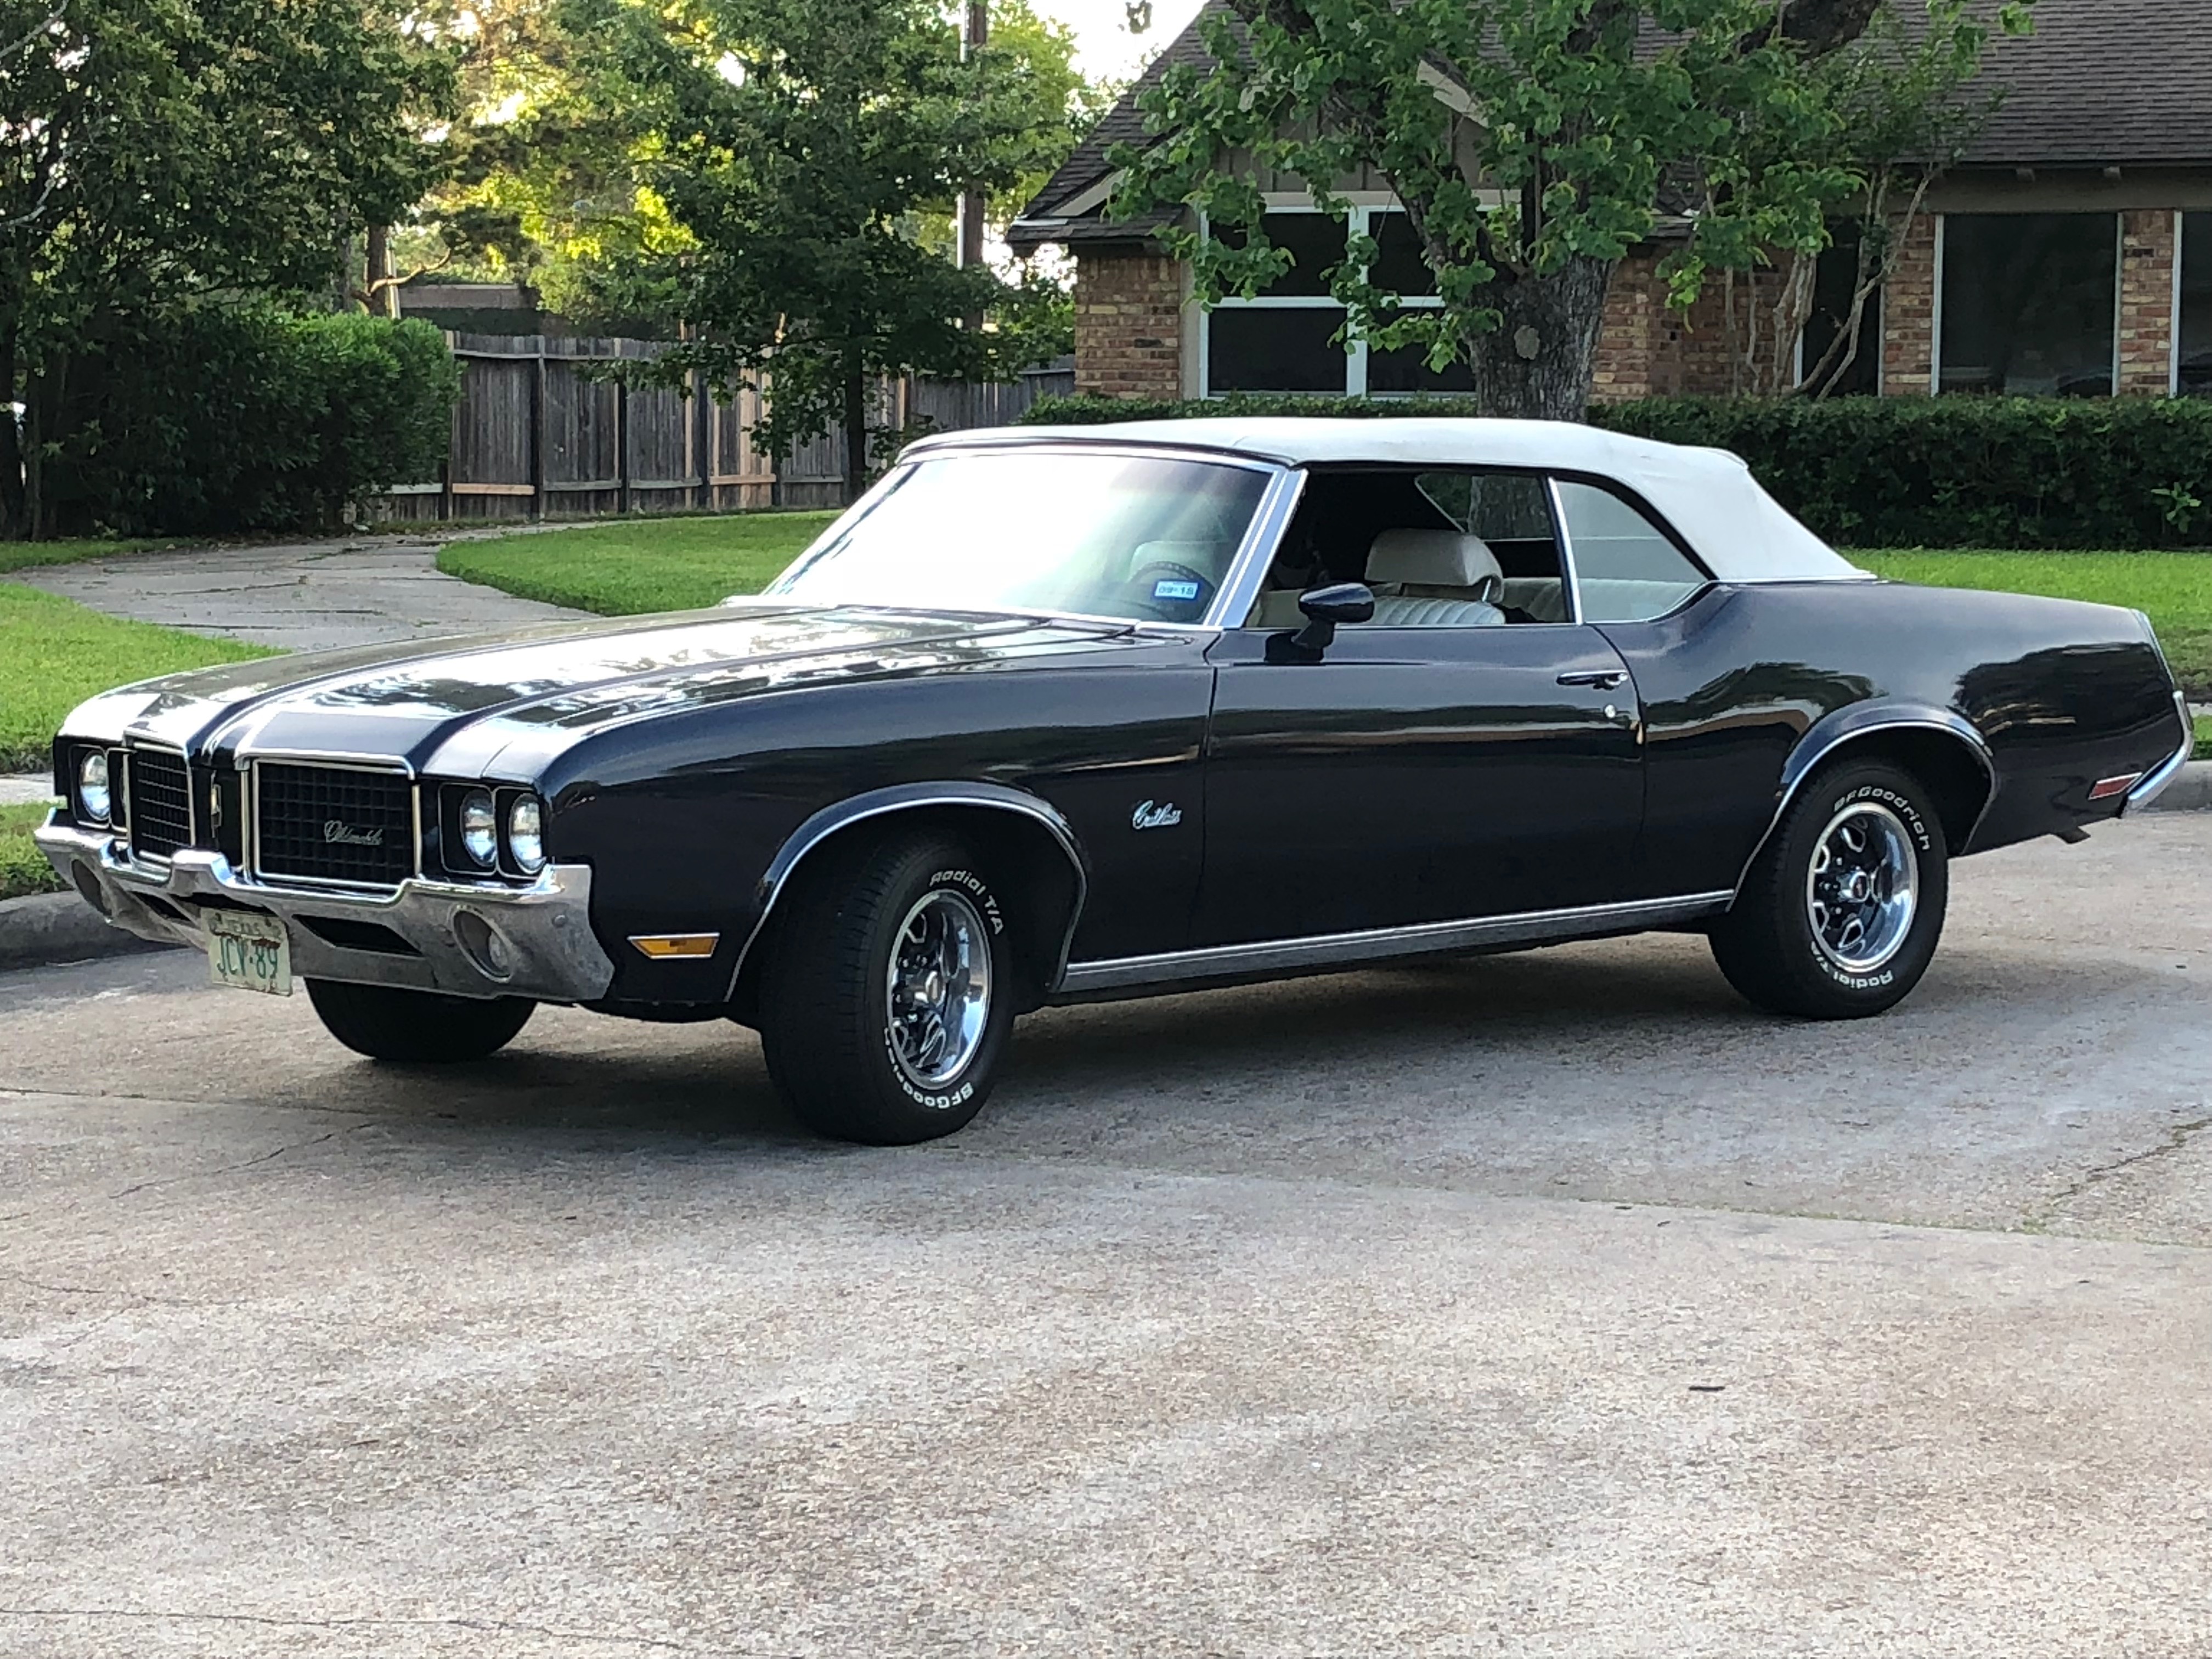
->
[958,0,988,329]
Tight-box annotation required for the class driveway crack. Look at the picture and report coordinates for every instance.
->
[2041,1114,2212,1217]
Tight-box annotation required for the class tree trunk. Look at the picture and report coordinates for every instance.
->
[364,224,398,319]
[0,314,23,540]
[842,358,868,506]
[1464,256,1616,422]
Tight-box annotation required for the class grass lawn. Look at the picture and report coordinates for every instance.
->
[1854,550,2212,701]
[435,512,839,616]
[0,585,275,775]
[0,800,60,900]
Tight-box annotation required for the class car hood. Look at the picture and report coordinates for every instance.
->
[65,602,1149,777]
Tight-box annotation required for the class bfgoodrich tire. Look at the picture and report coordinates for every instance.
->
[757,834,1015,1146]
[306,980,536,1062]
[1710,759,1950,1020]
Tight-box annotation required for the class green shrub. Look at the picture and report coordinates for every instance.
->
[1022,392,2212,550]
[43,308,460,537]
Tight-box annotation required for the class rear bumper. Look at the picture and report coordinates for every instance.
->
[2120,690,2196,817]
[34,817,615,1002]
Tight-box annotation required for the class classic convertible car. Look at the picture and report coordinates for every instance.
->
[39,419,2192,1142]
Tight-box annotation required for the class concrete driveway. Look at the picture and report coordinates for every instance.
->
[10,533,590,653]
[3,817,2210,1657]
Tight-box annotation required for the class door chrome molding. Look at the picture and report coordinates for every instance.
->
[726,782,1091,996]
[1055,890,1734,996]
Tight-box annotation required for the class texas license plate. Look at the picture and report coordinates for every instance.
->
[206,910,292,997]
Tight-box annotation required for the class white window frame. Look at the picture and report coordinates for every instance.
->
[1931,210,2126,398]
[1198,198,1462,399]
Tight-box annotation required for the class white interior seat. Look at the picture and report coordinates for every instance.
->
[1364,528,1506,627]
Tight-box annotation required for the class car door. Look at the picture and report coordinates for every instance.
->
[1194,615,1645,949]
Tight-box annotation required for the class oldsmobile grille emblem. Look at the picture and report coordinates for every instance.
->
[323,819,385,848]
[1131,799,1183,831]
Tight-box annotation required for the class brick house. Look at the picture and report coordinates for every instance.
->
[1007,0,2212,405]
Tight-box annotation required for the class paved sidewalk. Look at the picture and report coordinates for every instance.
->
[9,532,590,654]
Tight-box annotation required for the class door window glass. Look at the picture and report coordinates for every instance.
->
[1554,482,1709,622]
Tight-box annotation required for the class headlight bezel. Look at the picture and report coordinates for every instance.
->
[75,748,112,825]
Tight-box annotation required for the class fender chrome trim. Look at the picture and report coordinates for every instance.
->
[1055,890,1734,996]
[727,782,1091,996]
[1734,705,1997,899]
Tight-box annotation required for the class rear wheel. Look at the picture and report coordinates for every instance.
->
[1710,759,1950,1019]
[306,979,535,1062]
[758,834,1015,1144]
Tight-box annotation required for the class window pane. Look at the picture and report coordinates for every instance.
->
[2183,213,2212,398]
[1368,336,1475,395]
[1803,223,1881,397]
[1940,214,2118,397]
[1369,211,1437,296]
[1556,481,1707,622]
[1211,212,1348,298]
[1207,308,1350,393]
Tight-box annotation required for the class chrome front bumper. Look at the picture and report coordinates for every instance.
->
[35,818,616,1002]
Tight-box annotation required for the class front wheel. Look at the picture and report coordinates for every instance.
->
[306,979,536,1062]
[1710,759,1950,1019]
[758,834,1015,1144]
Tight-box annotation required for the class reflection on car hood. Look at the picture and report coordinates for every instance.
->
[64,602,1144,772]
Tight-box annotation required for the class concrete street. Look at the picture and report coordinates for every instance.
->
[3,816,2210,1657]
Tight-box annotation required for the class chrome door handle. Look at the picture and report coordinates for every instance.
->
[1558,670,1629,691]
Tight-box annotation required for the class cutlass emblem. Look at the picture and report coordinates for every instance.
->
[1131,800,1183,831]
[323,820,385,847]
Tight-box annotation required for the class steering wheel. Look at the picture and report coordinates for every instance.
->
[1124,560,1216,622]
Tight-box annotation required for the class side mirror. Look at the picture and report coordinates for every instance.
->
[1273,582,1373,662]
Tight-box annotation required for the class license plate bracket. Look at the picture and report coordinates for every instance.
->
[205,909,292,997]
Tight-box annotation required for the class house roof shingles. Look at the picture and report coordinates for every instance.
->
[1960,0,2212,167]
[1012,0,2212,252]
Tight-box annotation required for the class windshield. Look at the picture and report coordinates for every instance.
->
[766,448,1274,625]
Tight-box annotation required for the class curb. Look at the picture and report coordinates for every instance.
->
[2143,759,2212,813]
[0,891,180,972]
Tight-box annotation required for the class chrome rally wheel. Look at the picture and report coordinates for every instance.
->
[885,888,994,1093]
[1805,801,1920,974]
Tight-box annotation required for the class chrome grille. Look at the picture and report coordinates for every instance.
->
[127,749,194,861]
[255,764,415,888]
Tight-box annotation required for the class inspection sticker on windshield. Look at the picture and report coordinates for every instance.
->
[206,910,292,997]
[1152,579,1202,602]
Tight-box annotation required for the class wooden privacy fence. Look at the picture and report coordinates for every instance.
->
[370,335,1074,523]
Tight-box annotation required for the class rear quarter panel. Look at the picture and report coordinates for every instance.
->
[1599,581,2181,898]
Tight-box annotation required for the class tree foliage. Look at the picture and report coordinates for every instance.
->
[1110,0,2033,419]
[555,0,1099,500]
[0,0,456,534]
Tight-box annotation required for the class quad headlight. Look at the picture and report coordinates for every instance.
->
[459,788,498,868]
[507,794,546,874]
[77,750,111,824]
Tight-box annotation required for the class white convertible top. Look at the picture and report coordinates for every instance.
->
[926,417,1867,586]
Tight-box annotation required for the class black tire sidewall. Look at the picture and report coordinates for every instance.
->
[1768,764,1950,1013]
